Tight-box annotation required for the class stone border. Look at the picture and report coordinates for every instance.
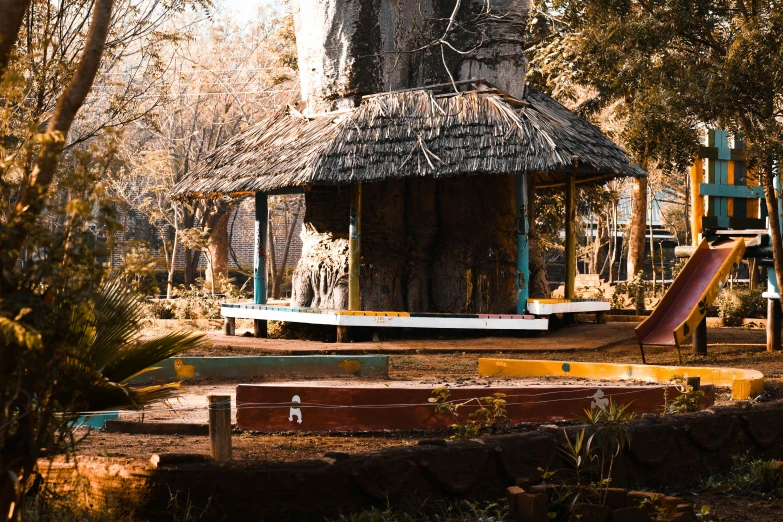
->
[46,402,783,521]
[129,355,389,384]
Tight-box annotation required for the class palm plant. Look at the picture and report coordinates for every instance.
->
[63,272,205,413]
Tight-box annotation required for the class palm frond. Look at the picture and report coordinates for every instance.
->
[102,331,205,384]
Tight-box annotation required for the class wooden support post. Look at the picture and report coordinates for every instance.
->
[767,299,781,352]
[208,395,232,461]
[690,155,704,246]
[223,317,235,336]
[692,317,707,355]
[516,173,529,314]
[338,183,362,343]
[564,173,576,301]
[254,192,267,338]
[686,376,701,391]
[348,183,362,311]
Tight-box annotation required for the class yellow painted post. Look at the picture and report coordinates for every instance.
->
[690,156,704,246]
[564,174,576,300]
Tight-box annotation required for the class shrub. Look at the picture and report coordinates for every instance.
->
[715,287,765,325]
[610,272,649,314]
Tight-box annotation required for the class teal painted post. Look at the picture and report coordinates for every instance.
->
[254,191,268,305]
[516,173,529,314]
[254,192,268,338]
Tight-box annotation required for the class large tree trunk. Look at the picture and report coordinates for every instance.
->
[290,0,531,314]
[360,180,406,311]
[404,178,438,311]
[626,176,648,279]
[291,187,350,309]
[431,176,516,313]
[204,211,230,294]
[0,0,31,77]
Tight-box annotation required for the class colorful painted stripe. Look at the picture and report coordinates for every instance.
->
[478,358,762,400]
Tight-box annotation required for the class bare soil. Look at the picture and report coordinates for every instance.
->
[75,322,783,521]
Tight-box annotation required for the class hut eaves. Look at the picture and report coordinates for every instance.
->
[172,80,646,199]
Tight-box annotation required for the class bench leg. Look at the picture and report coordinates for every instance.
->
[253,319,267,338]
[336,326,350,343]
[223,317,236,336]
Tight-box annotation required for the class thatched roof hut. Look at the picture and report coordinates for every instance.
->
[173,80,645,199]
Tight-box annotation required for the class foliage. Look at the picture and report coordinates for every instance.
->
[332,499,508,522]
[541,401,635,519]
[145,275,248,320]
[610,272,649,314]
[118,241,163,295]
[703,453,783,498]
[663,377,705,415]
[715,287,766,325]
[527,0,783,314]
[429,388,509,440]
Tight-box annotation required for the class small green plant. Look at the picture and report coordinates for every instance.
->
[429,388,508,440]
[702,453,783,497]
[540,400,636,520]
[663,377,705,414]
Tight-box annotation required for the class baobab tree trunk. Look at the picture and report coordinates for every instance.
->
[626,176,648,279]
[430,176,517,313]
[290,0,531,314]
[404,178,438,311]
[291,187,350,309]
[205,211,230,294]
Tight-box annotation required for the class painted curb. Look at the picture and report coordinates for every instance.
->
[478,358,763,400]
[130,355,389,384]
[235,383,714,432]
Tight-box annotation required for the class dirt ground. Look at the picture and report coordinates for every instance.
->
[76,322,783,521]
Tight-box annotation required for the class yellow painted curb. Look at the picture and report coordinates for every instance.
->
[478,358,764,400]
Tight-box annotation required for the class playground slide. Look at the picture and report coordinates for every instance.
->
[635,238,746,350]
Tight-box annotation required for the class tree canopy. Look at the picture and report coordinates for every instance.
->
[527,0,783,287]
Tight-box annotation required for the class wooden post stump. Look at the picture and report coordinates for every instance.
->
[692,317,707,355]
[208,395,232,461]
[767,299,781,352]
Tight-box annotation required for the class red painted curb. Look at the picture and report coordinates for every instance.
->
[236,384,714,432]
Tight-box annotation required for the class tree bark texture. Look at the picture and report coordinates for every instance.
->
[289,0,530,313]
[626,175,648,279]
[205,211,230,294]
[0,0,30,77]
[291,177,517,313]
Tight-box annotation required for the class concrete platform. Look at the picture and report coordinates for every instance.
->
[222,304,549,330]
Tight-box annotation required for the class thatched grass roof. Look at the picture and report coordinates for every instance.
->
[173,81,645,199]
